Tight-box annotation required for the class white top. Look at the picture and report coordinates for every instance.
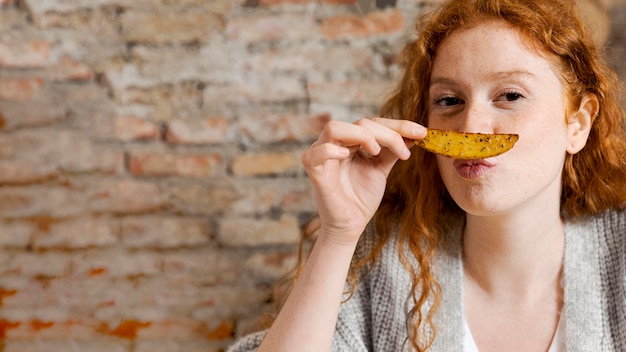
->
[463,315,565,352]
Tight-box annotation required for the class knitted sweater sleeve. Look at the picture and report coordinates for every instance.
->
[597,209,626,350]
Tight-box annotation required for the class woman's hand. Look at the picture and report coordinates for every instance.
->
[302,117,427,246]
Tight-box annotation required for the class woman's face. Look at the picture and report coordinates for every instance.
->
[428,20,574,217]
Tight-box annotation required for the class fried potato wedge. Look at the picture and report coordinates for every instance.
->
[414,129,519,159]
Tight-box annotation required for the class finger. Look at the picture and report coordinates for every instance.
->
[314,120,382,156]
[371,118,427,140]
[354,118,414,160]
[302,142,351,169]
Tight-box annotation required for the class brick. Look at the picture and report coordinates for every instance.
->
[19,275,137,310]
[0,180,160,220]
[103,64,156,95]
[167,178,314,216]
[238,113,329,143]
[135,339,230,352]
[3,319,100,340]
[244,43,375,73]
[0,101,66,130]
[4,339,130,352]
[165,117,231,145]
[6,129,125,175]
[115,115,161,141]
[0,278,54,308]
[227,179,289,215]
[137,318,225,340]
[4,252,72,277]
[105,78,203,119]
[87,179,166,214]
[22,1,123,32]
[309,102,380,123]
[218,214,301,247]
[203,76,307,105]
[94,307,175,330]
[128,152,222,178]
[258,0,315,4]
[0,180,147,220]
[0,221,33,248]
[126,275,201,308]
[307,79,393,106]
[22,0,137,14]
[120,9,224,44]
[32,217,120,249]
[225,13,317,42]
[0,77,43,101]
[243,249,297,282]
[49,56,95,82]
[162,250,243,285]
[131,43,245,85]
[230,151,302,177]
[0,40,51,68]
[120,216,209,248]
[166,181,240,216]
[0,160,58,185]
[192,285,269,321]
[0,186,85,218]
[72,248,161,278]
[319,9,404,40]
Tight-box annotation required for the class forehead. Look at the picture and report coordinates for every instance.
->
[431,20,561,82]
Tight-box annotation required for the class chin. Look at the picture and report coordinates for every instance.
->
[449,190,510,217]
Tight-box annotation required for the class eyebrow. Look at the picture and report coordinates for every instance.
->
[429,70,537,87]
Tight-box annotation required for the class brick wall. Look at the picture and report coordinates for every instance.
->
[0,0,624,351]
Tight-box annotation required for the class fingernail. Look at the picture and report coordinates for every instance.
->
[402,147,411,159]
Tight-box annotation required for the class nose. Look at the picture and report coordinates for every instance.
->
[458,101,494,134]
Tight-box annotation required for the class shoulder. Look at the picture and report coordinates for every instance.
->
[592,208,626,274]
[594,207,626,233]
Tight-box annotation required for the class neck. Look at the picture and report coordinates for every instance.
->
[462,203,565,299]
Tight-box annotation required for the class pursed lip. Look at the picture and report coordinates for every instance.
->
[453,159,495,179]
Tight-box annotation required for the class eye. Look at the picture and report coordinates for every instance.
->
[495,90,524,102]
[434,95,463,106]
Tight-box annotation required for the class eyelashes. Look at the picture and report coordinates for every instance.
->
[432,89,526,107]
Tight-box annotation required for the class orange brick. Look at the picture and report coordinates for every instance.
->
[259,0,315,4]
[5,252,72,277]
[50,56,95,82]
[165,118,231,145]
[72,248,161,278]
[120,216,209,248]
[238,113,329,143]
[225,13,317,42]
[128,152,222,178]
[307,79,393,105]
[0,101,66,130]
[230,151,302,177]
[87,179,166,214]
[218,214,300,246]
[319,9,404,40]
[120,10,224,44]
[0,40,51,68]
[0,77,43,101]
[32,217,120,249]
[101,319,152,339]
[0,160,58,184]
[115,115,160,141]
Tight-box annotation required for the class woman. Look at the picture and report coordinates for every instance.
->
[229,0,626,351]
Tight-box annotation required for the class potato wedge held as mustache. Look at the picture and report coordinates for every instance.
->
[414,129,519,160]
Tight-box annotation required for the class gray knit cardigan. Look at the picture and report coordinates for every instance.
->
[228,209,626,351]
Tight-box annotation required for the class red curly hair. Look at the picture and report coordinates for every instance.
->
[354,0,626,350]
